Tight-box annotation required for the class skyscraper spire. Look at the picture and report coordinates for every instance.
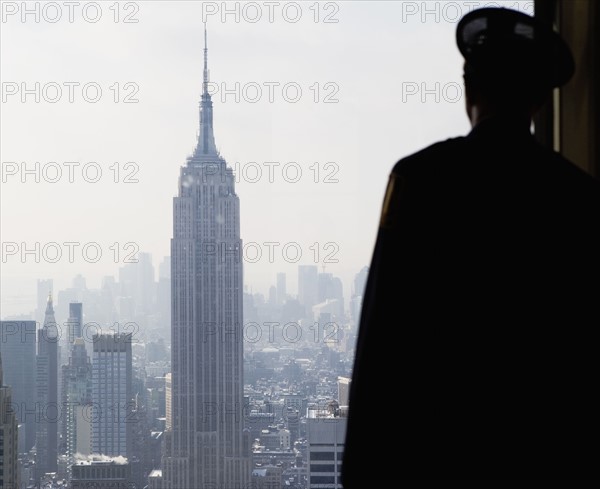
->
[46,290,54,312]
[44,291,57,337]
[194,23,219,159]
[203,22,209,95]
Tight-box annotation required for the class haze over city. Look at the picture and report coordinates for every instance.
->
[0,0,516,316]
[0,2,537,488]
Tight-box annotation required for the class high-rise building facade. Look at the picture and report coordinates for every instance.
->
[306,405,347,489]
[92,333,133,458]
[162,28,251,489]
[71,458,132,489]
[36,293,59,481]
[337,377,351,407]
[0,320,37,451]
[67,303,83,345]
[63,338,92,474]
[0,352,20,489]
[62,301,84,369]
[165,373,172,431]
[61,303,87,456]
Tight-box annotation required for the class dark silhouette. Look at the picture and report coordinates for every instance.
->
[343,8,600,486]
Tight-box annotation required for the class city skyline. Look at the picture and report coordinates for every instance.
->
[0,0,519,316]
[0,3,538,488]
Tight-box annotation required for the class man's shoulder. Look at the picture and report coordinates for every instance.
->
[392,135,600,192]
[391,137,468,178]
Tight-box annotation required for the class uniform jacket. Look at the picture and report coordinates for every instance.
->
[342,115,600,486]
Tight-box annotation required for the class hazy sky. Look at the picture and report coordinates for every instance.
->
[0,0,534,317]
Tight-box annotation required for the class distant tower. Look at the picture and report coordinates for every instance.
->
[276,272,287,305]
[36,279,53,324]
[353,266,369,299]
[0,351,20,489]
[157,256,171,336]
[135,252,155,316]
[36,292,59,481]
[350,266,369,325]
[298,265,319,313]
[162,25,251,489]
[72,274,87,292]
[67,302,83,345]
[92,333,133,457]
[317,272,345,318]
[269,285,277,305]
[119,252,156,317]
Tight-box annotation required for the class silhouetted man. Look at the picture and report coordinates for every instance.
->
[343,7,599,486]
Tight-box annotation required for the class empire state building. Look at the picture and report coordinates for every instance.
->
[162,28,251,489]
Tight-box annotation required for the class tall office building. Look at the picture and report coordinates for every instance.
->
[67,303,83,345]
[306,403,347,489]
[61,302,84,367]
[0,320,37,451]
[92,333,133,458]
[135,252,156,316]
[317,273,345,318]
[57,288,80,333]
[36,293,59,481]
[100,276,119,327]
[72,274,87,293]
[337,377,351,407]
[353,266,369,299]
[66,303,84,370]
[36,279,53,325]
[0,352,20,489]
[63,338,92,474]
[162,28,251,489]
[119,252,156,317]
